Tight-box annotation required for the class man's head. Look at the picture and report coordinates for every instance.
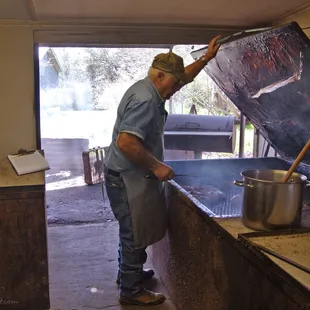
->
[148,52,192,100]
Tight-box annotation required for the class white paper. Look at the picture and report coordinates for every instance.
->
[8,150,50,176]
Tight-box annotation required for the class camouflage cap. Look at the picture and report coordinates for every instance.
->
[151,52,192,84]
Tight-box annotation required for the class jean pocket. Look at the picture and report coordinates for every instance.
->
[104,175,129,220]
[104,174,124,189]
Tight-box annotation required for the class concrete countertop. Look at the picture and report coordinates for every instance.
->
[214,217,253,239]
[250,233,310,291]
[214,215,310,291]
[0,157,45,187]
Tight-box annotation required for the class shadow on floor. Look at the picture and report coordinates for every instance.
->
[45,169,115,226]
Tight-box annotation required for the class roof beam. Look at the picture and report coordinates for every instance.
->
[27,0,37,20]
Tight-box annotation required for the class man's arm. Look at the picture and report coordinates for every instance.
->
[116,98,174,180]
[117,133,174,180]
[117,132,160,171]
[184,35,222,83]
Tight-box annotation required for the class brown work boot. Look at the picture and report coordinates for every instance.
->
[116,269,155,286]
[119,288,166,306]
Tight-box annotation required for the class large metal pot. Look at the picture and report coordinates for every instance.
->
[234,169,310,231]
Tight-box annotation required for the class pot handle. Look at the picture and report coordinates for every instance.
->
[234,180,254,188]
[305,180,310,188]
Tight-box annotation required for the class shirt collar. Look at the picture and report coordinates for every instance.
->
[145,77,166,106]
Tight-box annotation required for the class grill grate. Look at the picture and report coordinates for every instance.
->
[170,157,310,219]
[187,186,243,217]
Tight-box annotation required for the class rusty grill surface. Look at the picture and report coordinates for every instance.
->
[191,22,310,165]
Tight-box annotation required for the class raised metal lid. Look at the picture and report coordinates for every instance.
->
[191,22,310,164]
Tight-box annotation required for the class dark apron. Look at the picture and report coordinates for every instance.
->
[120,110,167,249]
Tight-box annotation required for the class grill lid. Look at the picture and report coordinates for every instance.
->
[191,22,310,164]
[164,114,236,153]
[164,114,235,132]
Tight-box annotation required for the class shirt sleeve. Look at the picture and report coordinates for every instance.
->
[119,99,155,141]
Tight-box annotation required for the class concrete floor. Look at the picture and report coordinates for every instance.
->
[46,174,115,226]
[47,221,175,310]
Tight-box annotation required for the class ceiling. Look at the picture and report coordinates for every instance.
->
[0,0,310,28]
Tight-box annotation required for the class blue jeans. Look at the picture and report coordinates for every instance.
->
[104,172,147,297]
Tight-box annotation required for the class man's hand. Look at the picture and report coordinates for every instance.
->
[152,163,175,181]
[204,35,222,61]
[184,34,222,82]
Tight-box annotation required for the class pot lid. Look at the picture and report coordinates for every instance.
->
[191,22,310,164]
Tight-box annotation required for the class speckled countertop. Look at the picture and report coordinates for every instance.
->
[251,233,310,291]
[0,157,45,187]
[214,217,253,239]
[214,215,310,291]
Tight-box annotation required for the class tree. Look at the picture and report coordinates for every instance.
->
[55,48,88,86]
[84,49,121,110]
[171,44,238,116]
[48,45,239,115]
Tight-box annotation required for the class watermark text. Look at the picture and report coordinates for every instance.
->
[0,299,19,305]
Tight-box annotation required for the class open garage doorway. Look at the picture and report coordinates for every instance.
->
[38,45,179,309]
[36,44,254,309]
[38,45,254,226]
[39,46,170,226]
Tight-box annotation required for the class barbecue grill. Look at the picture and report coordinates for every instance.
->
[191,21,310,165]
[152,22,310,310]
[166,157,310,218]
[166,22,310,223]
[164,114,236,153]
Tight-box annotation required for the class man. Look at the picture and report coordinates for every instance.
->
[104,35,221,306]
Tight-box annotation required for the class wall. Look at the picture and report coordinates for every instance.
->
[0,25,36,160]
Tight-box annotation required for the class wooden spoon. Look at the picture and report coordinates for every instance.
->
[282,138,310,183]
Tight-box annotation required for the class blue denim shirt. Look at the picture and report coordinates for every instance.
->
[105,77,166,172]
